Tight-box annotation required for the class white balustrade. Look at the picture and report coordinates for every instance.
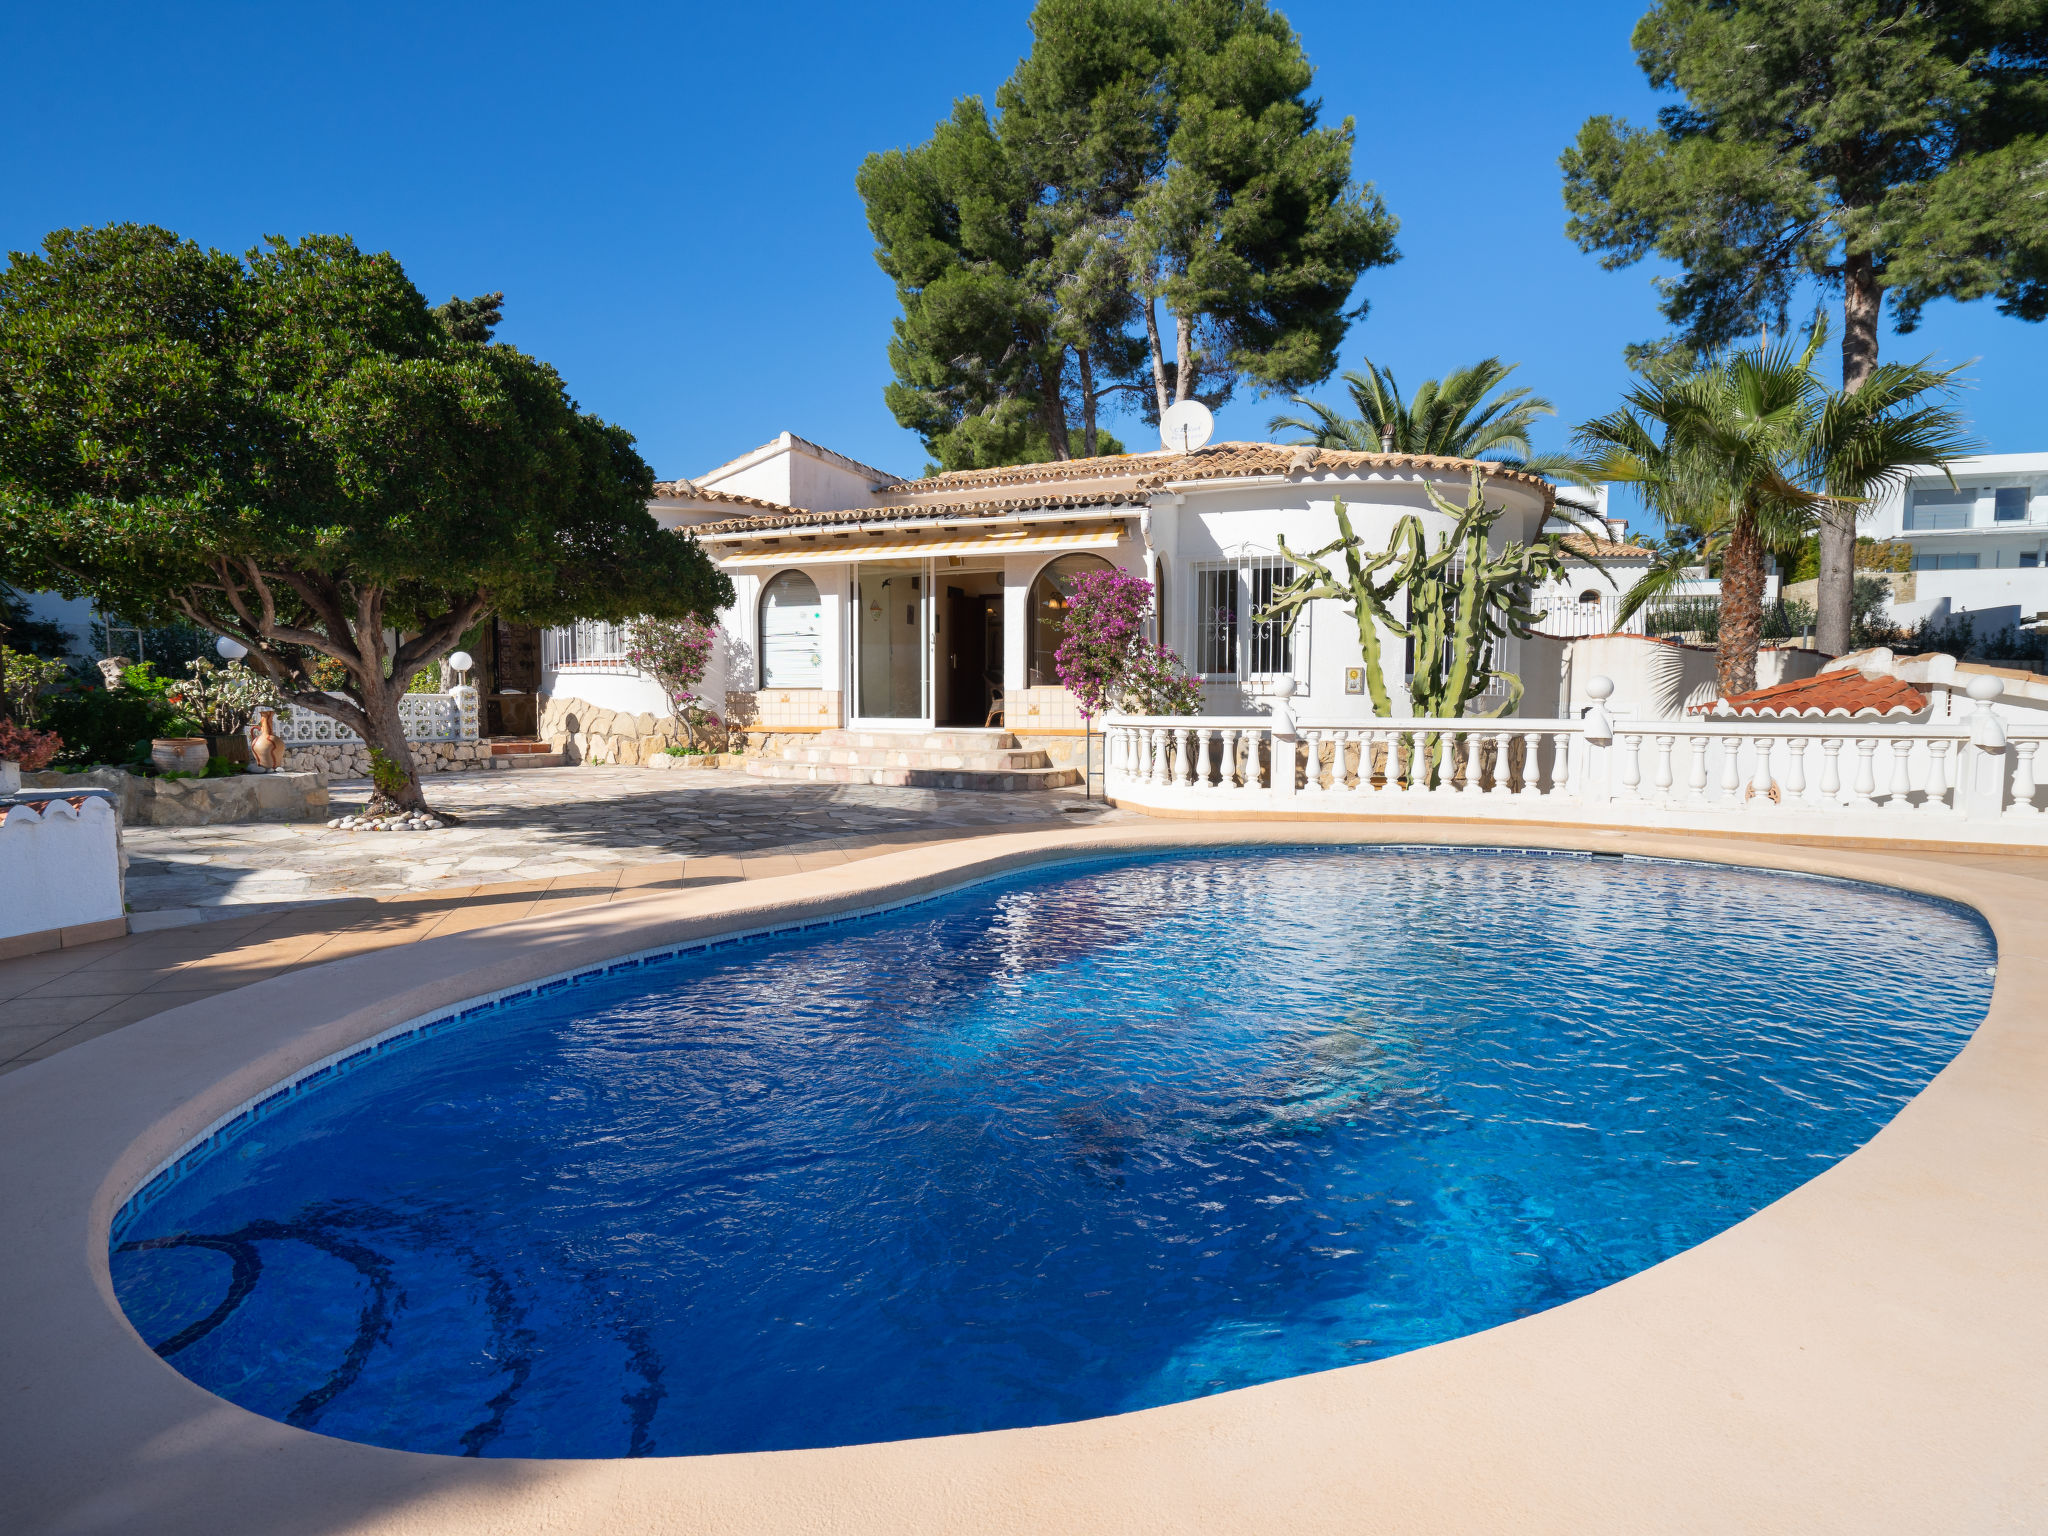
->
[1100,708,2048,842]
[267,688,479,746]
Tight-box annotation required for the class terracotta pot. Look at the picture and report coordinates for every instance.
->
[151,737,209,775]
[207,732,251,766]
[248,710,287,772]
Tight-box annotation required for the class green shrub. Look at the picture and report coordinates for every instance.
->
[368,747,410,799]
[39,675,193,767]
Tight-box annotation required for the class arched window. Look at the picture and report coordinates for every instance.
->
[759,570,824,688]
[1027,553,1116,686]
[1575,589,1602,605]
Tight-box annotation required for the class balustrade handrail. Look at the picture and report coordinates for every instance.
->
[1104,711,2048,739]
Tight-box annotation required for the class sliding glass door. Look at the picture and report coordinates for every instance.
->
[852,561,929,723]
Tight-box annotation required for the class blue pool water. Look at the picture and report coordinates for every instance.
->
[111,848,1993,1459]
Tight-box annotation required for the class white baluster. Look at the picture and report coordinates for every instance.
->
[1307,730,1327,792]
[1180,727,1199,787]
[1652,734,1675,801]
[1686,735,1710,805]
[1191,728,1214,789]
[1516,731,1542,798]
[1784,737,1808,804]
[2011,739,2041,816]
[1719,730,1743,804]
[1885,737,1915,812]
[1851,737,1879,808]
[1218,728,1240,791]
[1552,730,1570,798]
[1921,739,1952,813]
[1150,728,1170,787]
[1619,732,1643,799]
[1818,737,1843,803]
[1748,733,1776,809]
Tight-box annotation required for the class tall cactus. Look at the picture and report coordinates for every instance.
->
[1259,468,1578,719]
[1259,499,1420,716]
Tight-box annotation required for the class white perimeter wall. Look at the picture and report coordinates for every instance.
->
[0,797,122,940]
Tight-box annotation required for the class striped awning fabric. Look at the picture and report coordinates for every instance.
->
[712,522,1129,568]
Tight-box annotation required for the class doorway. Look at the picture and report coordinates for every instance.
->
[941,580,1004,727]
[853,562,928,723]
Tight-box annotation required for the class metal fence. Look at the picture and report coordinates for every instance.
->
[541,621,633,669]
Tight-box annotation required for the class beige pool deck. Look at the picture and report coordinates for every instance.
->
[3,821,2046,1534]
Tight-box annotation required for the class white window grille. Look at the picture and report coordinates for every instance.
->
[1190,550,1305,690]
[542,620,634,670]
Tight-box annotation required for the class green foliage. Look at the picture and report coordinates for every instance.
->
[38,673,191,767]
[90,616,216,671]
[1257,473,1574,727]
[1785,534,1911,582]
[1269,356,1594,485]
[0,224,733,808]
[165,657,286,734]
[1561,0,2048,367]
[859,0,1397,467]
[1576,323,1968,693]
[368,748,410,800]
[1,645,69,728]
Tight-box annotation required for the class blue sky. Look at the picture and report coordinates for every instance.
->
[6,0,2044,525]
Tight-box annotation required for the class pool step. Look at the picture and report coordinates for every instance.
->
[745,729,1078,791]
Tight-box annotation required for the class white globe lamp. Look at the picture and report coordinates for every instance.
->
[215,636,248,660]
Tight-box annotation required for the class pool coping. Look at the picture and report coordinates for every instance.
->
[4,822,2046,1534]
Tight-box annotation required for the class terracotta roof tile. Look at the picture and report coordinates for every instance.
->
[1696,673,1929,720]
[692,491,1145,538]
[1558,533,1653,560]
[688,441,1557,538]
[647,481,795,515]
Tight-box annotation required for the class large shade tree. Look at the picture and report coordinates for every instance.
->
[858,0,1398,470]
[0,225,731,810]
[1560,0,2048,653]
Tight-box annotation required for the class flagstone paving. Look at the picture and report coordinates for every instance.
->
[118,765,1128,917]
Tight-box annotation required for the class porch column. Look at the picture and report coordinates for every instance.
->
[1001,556,1034,695]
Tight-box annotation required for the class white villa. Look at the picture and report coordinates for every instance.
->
[530,431,1557,776]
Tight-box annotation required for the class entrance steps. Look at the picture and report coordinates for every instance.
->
[485,737,565,770]
[745,729,1079,791]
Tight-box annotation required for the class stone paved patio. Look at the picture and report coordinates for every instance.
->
[120,766,1128,917]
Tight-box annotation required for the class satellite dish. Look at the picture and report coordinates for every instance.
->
[1160,399,1214,453]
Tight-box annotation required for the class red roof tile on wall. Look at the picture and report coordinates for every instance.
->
[1696,672,1929,719]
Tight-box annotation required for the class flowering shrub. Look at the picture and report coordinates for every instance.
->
[0,717,62,770]
[625,615,726,750]
[164,658,286,735]
[1053,569,1202,719]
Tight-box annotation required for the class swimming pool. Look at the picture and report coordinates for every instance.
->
[109,848,1994,1459]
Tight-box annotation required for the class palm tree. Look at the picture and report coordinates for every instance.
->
[1577,336,1823,698]
[1806,361,1974,654]
[1269,357,1593,486]
[1581,326,1974,695]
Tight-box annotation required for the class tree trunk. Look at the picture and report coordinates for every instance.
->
[1037,344,1072,461]
[359,678,428,811]
[1077,347,1098,458]
[1718,512,1767,699]
[1815,506,1857,655]
[1143,298,1171,421]
[1174,312,1195,403]
[1816,252,1884,654]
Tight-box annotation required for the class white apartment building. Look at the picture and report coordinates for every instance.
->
[1863,452,2048,634]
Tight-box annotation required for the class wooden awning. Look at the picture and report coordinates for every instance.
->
[712,521,1129,568]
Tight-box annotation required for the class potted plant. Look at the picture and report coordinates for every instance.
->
[165,657,284,768]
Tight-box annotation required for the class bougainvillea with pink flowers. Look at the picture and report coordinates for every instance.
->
[625,616,725,750]
[1052,568,1201,720]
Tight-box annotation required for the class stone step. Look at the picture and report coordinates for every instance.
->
[817,729,1024,754]
[486,751,566,770]
[789,746,1055,772]
[489,739,553,756]
[744,758,1079,792]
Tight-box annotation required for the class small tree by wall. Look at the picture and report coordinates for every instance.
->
[624,615,722,750]
[1053,568,1201,719]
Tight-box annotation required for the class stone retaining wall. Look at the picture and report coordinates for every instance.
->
[24,768,329,826]
[541,696,694,767]
[280,741,492,778]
